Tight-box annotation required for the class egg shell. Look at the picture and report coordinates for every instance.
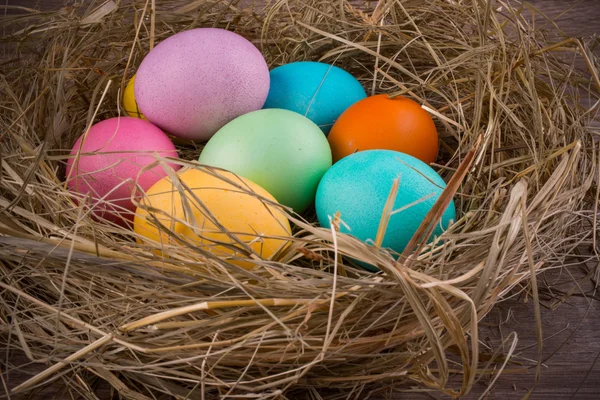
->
[135,28,270,141]
[263,61,367,134]
[66,117,180,224]
[134,168,292,268]
[198,109,332,212]
[316,150,455,259]
[328,94,439,163]
[122,74,146,120]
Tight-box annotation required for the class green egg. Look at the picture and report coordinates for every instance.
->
[198,109,332,212]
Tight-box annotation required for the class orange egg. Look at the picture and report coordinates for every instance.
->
[328,94,439,164]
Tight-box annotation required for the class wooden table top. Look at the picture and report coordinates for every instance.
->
[1,1,600,399]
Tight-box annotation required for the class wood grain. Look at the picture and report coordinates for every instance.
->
[1,1,600,399]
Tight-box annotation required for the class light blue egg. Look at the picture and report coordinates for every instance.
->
[263,61,367,135]
[316,150,456,267]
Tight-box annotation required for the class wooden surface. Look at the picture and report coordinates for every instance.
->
[1,1,600,399]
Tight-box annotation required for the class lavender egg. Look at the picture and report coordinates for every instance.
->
[135,28,270,141]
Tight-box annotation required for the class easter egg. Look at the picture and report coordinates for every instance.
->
[66,117,180,225]
[198,109,332,212]
[328,94,439,164]
[122,74,146,119]
[263,61,367,134]
[135,28,270,141]
[134,168,292,267]
[316,150,455,259]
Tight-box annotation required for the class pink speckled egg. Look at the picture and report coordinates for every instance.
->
[135,28,270,141]
[66,117,180,225]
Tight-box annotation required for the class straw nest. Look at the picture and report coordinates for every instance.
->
[1,0,599,398]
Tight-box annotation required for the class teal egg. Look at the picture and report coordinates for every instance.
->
[263,61,367,134]
[198,109,332,212]
[315,150,456,260]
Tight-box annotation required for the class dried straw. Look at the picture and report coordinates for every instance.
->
[0,0,599,398]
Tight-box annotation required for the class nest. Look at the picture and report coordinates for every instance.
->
[1,0,599,398]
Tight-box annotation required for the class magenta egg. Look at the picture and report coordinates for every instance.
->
[135,28,270,141]
[66,117,180,225]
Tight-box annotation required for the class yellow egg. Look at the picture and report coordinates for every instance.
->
[122,74,146,119]
[134,168,292,268]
